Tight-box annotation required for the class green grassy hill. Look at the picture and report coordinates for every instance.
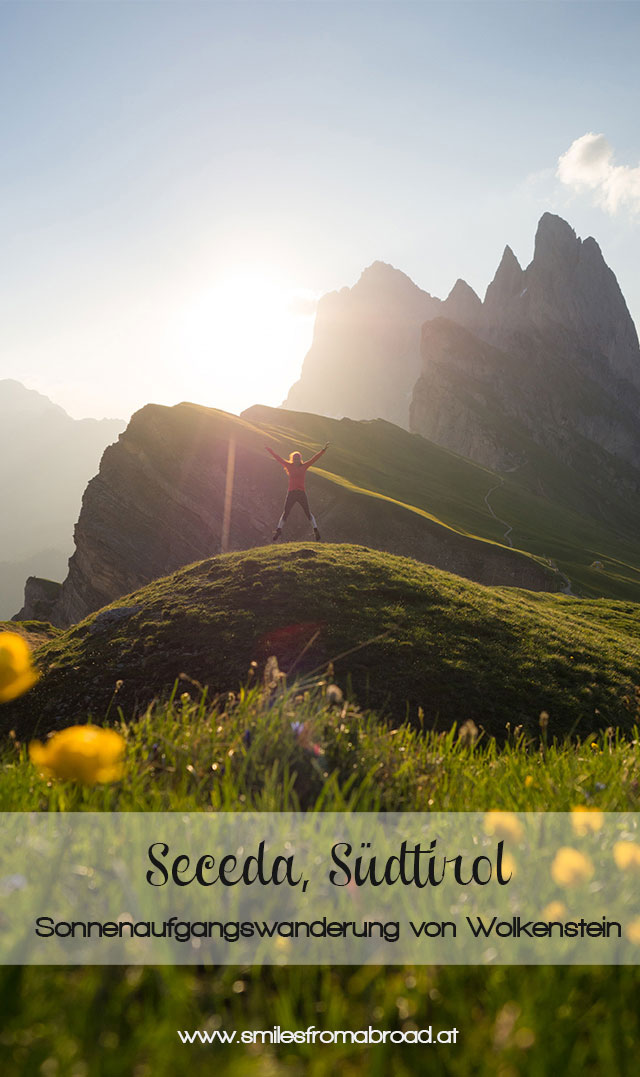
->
[25,398,640,630]
[40,401,563,627]
[4,544,639,741]
[245,404,640,601]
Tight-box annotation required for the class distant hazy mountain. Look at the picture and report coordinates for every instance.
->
[0,380,125,618]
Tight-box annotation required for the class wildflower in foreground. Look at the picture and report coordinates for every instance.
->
[613,841,640,872]
[0,631,38,703]
[483,812,524,842]
[500,851,518,879]
[551,847,594,887]
[571,806,604,836]
[542,901,567,921]
[626,917,640,945]
[29,726,125,784]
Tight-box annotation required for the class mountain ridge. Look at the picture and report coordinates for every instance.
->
[282,213,640,545]
[20,401,562,627]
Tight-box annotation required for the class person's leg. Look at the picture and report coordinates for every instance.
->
[297,492,321,540]
[272,492,294,540]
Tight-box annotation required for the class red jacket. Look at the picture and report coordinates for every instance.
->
[267,446,326,491]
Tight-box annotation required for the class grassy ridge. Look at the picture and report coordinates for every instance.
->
[3,544,639,741]
[246,404,640,600]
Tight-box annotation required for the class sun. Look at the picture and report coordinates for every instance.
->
[171,269,318,414]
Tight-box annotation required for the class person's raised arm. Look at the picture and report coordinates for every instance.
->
[265,445,287,466]
[305,443,329,467]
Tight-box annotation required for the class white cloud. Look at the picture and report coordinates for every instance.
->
[557,133,640,214]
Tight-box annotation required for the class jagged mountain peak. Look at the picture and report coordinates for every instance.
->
[358,259,399,278]
[535,211,578,242]
[446,278,481,304]
[532,212,582,270]
[519,214,640,386]
[483,244,525,314]
[442,279,483,329]
[354,260,434,300]
[528,214,615,291]
[284,210,640,436]
[493,244,523,280]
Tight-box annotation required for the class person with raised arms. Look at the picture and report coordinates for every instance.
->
[266,442,329,542]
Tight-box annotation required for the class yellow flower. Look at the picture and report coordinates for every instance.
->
[551,847,594,887]
[524,775,534,788]
[483,811,524,841]
[542,901,567,921]
[0,631,38,703]
[627,917,640,945]
[571,807,604,836]
[29,726,125,784]
[613,842,640,872]
[500,851,517,879]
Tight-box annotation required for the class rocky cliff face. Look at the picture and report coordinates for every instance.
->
[480,214,640,392]
[409,319,521,471]
[284,215,640,463]
[412,215,640,482]
[441,278,483,330]
[13,577,62,623]
[45,405,277,626]
[284,262,441,428]
[523,215,639,390]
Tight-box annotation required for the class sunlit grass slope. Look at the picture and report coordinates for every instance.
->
[245,404,640,600]
[3,544,638,741]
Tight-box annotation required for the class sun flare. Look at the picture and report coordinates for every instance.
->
[172,270,318,414]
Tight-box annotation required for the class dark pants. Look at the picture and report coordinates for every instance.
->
[282,489,311,520]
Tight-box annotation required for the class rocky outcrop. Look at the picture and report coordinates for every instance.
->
[284,262,441,428]
[40,404,277,626]
[481,214,640,393]
[13,577,62,623]
[17,401,562,627]
[410,319,522,472]
[441,278,483,330]
[482,246,525,328]
[525,215,640,390]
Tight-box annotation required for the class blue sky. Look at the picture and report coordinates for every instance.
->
[2,1,640,419]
